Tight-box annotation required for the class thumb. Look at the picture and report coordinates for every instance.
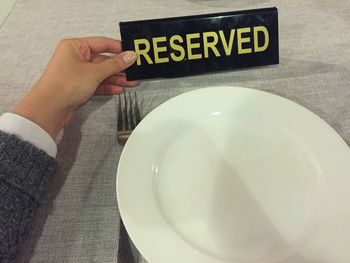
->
[94,51,137,82]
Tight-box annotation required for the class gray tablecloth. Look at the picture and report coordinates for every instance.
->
[0,0,349,262]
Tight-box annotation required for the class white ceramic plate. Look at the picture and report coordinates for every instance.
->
[117,87,350,263]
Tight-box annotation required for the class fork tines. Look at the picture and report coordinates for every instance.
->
[117,92,141,145]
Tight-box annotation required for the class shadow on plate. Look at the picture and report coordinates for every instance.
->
[123,114,326,263]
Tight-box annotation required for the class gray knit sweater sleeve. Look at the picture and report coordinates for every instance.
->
[0,131,56,262]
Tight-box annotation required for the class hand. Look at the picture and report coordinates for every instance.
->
[12,37,138,139]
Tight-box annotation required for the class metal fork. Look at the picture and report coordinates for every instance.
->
[117,92,142,146]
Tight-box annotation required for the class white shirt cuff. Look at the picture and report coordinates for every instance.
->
[0,112,57,158]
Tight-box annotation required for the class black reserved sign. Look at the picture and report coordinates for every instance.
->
[120,7,279,80]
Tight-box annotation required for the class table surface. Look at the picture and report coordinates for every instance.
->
[0,0,349,262]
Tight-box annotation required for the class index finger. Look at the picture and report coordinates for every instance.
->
[81,37,123,54]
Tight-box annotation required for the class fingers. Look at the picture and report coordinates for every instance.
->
[102,74,140,87]
[94,85,124,95]
[81,37,122,54]
[93,51,137,82]
[91,54,110,63]
[94,75,139,95]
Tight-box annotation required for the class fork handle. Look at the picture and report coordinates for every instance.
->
[117,131,132,146]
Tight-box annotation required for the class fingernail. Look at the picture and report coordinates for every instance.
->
[123,51,137,65]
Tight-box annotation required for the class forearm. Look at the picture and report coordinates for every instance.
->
[12,84,72,139]
[0,36,138,262]
[0,131,56,261]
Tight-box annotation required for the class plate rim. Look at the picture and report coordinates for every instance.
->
[116,86,350,263]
